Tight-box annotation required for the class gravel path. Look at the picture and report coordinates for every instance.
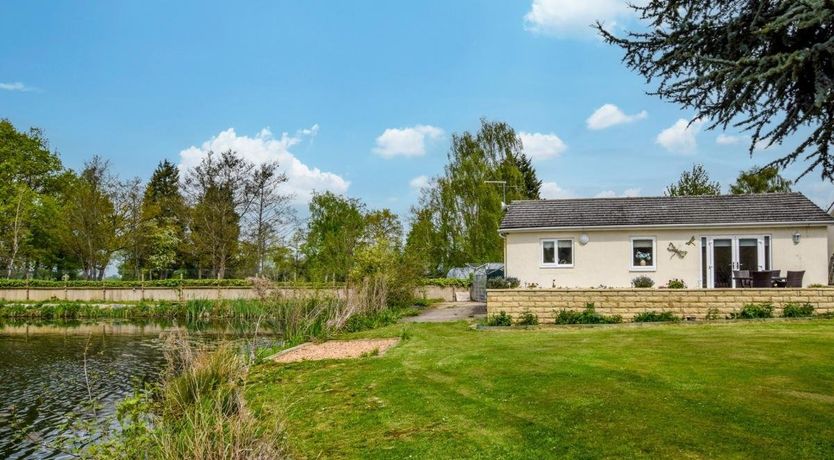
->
[271,338,400,363]
[401,302,486,323]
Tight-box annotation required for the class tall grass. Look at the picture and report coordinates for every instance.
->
[90,333,284,459]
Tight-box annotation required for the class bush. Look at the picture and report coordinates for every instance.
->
[486,311,513,326]
[665,279,686,289]
[705,307,721,321]
[730,303,774,319]
[633,311,678,322]
[515,310,539,326]
[419,278,471,288]
[486,277,520,289]
[781,302,815,318]
[631,276,655,288]
[554,303,622,325]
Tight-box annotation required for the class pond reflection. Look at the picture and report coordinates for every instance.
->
[0,318,281,459]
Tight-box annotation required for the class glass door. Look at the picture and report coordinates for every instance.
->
[705,236,766,288]
[711,238,734,288]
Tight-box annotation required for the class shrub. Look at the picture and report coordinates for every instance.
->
[730,303,774,319]
[705,307,721,321]
[633,311,678,322]
[665,279,686,289]
[781,302,814,318]
[486,311,513,326]
[486,277,520,289]
[808,283,827,288]
[515,310,539,326]
[419,278,471,288]
[631,276,655,288]
[554,303,622,325]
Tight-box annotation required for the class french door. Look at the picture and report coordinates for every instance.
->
[705,236,766,288]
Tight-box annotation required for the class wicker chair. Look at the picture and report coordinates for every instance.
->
[751,270,773,288]
[732,270,751,288]
[785,270,805,288]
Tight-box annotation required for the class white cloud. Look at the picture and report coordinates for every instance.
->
[409,175,430,190]
[595,188,641,198]
[0,82,32,92]
[524,0,635,37]
[373,125,443,158]
[656,118,703,155]
[519,132,567,160]
[540,181,574,199]
[586,104,647,130]
[178,126,348,205]
[716,133,744,145]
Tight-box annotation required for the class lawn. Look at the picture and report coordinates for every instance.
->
[246,320,834,459]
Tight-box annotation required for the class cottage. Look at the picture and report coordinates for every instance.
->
[499,193,834,289]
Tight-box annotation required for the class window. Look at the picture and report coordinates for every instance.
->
[631,237,656,271]
[542,239,573,267]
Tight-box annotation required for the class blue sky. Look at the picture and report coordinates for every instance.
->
[2,0,833,217]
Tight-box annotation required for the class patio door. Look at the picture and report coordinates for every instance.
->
[705,236,765,288]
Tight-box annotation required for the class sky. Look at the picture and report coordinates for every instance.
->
[2,0,834,219]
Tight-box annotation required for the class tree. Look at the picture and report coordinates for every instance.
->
[246,161,293,277]
[302,192,366,283]
[404,206,442,276]
[184,150,255,279]
[597,1,834,179]
[730,165,793,194]
[117,177,149,279]
[665,164,722,197]
[58,157,120,280]
[0,120,63,277]
[141,160,188,278]
[405,119,542,273]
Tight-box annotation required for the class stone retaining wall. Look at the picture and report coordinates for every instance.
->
[487,288,834,321]
[0,285,461,303]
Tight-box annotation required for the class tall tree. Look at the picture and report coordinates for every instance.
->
[405,119,542,273]
[58,157,120,280]
[0,120,63,277]
[246,161,293,277]
[302,192,366,283]
[665,164,722,196]
[141,160,187,278]
[184,150,255,279]
[118,177,148,279]
[597,1,834,179]
[730,165,793,194]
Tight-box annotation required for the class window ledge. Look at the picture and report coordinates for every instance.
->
[540,264,574,269]
[629,266,656,272]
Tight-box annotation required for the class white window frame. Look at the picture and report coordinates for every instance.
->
[540,238,574,268]
[630,237,657,272]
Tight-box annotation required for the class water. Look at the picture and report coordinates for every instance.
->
[0,319,280,459]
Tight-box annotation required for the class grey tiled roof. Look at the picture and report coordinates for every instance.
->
[500,193,834,230]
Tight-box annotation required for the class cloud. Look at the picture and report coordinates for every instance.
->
[524,0,635,37]
[716,133,744,145]
[0,82,33,92]
[595,188,641,198]
[373,125,443,158]
[656,119,703,155]
[409,175,430,190]
[586,104,647,130]
[519,132,567,160]
[178,126,348,205]
[540,181,574,199]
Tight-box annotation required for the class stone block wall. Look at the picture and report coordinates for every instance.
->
[486,288,834,321]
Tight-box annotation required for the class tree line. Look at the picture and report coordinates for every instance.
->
[0,114,811,283]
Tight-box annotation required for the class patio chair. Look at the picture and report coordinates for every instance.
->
[732,270,751,288]
[785,271,805,288]
[751,270,773,288]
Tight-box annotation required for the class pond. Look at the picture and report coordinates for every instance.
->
[0,319,281,459]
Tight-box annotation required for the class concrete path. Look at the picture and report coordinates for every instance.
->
[401,302,486,323]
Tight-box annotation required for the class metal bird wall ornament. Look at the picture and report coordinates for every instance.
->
[685,236,696,246]
[667,242,688,259]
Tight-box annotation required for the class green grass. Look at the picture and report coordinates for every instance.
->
[247,320,834,459]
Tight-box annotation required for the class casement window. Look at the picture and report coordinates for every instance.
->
[630,237,656,271]
[541,239,573,267]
